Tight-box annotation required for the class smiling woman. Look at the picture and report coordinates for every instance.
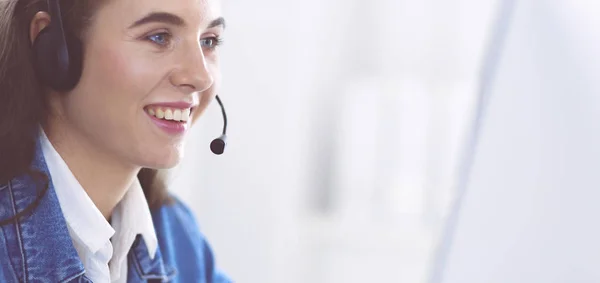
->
[0,0,230,282]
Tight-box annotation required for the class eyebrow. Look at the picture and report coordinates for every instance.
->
[130,12,184,28]
[208,17,226,29]
[129,12,226,30]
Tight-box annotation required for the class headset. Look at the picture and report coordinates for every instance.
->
[31,0,228,155]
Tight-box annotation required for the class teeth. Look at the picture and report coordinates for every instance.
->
[164,109,173,120]
[173,109,182,121]
[147,107,191,122]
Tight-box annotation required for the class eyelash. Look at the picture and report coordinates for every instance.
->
[146,32,172,46]
[201,36,224,49]
[145,32,224,50]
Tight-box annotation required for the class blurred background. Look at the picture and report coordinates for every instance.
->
[168,0,600,282]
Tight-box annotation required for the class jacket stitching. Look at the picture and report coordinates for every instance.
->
[130,251,176,282]
[8,181,28,283]
[0,225,19,282]
[58,269,86,283]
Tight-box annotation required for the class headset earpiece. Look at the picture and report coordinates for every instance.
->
[31,0,83,91]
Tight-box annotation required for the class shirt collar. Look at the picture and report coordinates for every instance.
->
[40,128,115,254]
[109,177,159,280]
[112,179,158,258]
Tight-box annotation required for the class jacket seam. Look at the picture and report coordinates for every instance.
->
[58,270,86,283]
[6,180,87,283]
[8,180,28,283]
[0,225,19,282]
[130,252,175,281]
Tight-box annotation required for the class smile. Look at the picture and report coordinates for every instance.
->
[146,106,191,122]
[144,103,197,135]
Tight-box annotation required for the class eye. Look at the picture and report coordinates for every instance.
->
[146,32,172,46]
[200,36,223,50]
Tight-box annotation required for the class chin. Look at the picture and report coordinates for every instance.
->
[138,147,183,169]
[149,159,180,170]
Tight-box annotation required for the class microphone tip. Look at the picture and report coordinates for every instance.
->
[210,137,226,155]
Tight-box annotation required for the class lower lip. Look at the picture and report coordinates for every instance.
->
[147,113,189,135]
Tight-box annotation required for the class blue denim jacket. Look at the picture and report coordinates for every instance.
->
[0,139,232,282]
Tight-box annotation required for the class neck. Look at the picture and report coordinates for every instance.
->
[42,120,140,220]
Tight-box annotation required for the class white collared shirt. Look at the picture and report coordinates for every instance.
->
[40,130,158,283]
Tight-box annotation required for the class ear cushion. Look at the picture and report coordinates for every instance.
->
[32,25,83,91]
[63,32,83,89]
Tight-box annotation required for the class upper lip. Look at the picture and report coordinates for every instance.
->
[145,101,196,109]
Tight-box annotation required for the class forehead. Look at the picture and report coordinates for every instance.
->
[98,0,222,28]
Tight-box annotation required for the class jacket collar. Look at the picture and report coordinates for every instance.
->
[1,132,171,282]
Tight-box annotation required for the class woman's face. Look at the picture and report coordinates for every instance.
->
[56,0,223,168]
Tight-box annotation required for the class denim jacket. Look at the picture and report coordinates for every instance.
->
[0,138,232,282]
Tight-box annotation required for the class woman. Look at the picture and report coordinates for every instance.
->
[0,0,230,282]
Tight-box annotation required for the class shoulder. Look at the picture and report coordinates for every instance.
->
[151,195,232,283]
[154,195,201,232]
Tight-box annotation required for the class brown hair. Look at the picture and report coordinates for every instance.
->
[0,0,171,222]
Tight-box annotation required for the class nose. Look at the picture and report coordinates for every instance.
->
[169,47,214,92]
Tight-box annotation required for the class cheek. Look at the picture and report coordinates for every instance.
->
[73,43,167,125]
[69,44,165,144]
[94,47,158,96]
[72,50,134,125]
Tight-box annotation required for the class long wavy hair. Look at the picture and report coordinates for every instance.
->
[0,0,172,225]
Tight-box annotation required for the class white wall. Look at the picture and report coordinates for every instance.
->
[435,1,600,282]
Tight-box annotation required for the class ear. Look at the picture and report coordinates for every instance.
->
[30,11,51,45]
